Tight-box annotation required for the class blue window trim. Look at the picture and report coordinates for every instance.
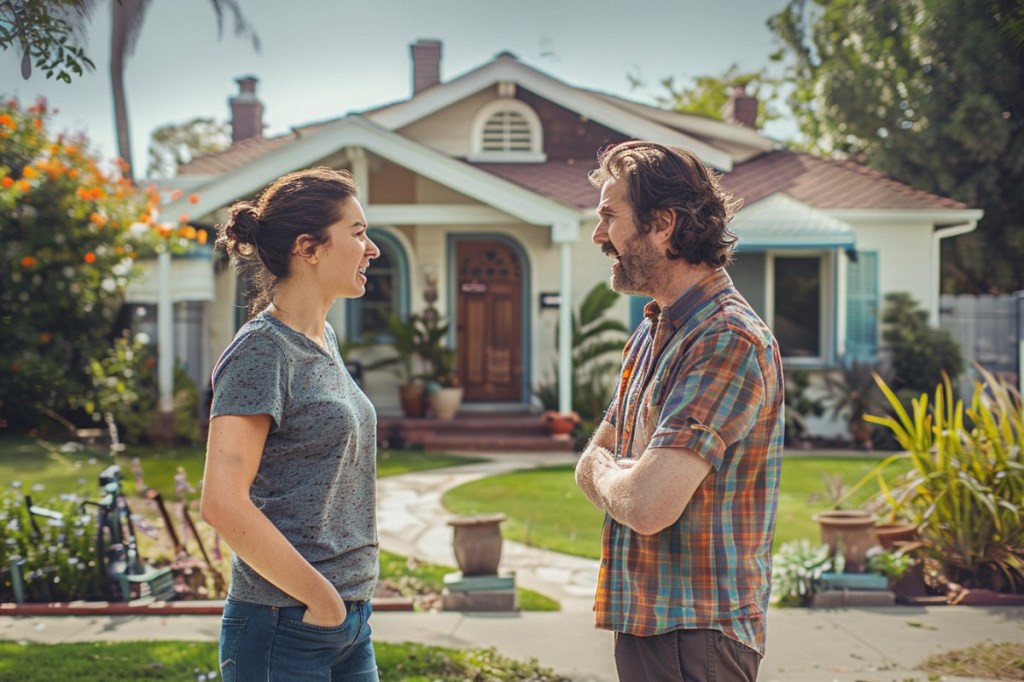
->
[345,228,409,342]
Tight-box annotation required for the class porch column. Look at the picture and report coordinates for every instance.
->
[157,248,174,413]
[558,241,573,414]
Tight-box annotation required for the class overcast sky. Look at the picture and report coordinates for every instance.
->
[2,0,793,174]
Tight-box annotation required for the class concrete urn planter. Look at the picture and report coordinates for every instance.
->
[812,509,878,573]
[447,513,506,576]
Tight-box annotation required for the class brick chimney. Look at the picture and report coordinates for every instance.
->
[230,76,263,143]
[723,84,758,129]
[411,39,442,95]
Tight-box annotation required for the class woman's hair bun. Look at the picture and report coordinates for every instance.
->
[223,202,261,245]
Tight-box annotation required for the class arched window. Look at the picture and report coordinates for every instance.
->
[346,229,408,341]
[468,98,546,162]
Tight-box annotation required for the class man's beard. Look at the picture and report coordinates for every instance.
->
[609,234,660,297]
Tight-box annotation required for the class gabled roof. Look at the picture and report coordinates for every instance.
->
[164,116,581,239]
[363,53,737,171]
[724,150,968,211]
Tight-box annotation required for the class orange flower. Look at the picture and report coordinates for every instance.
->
[116,246,125,255]
[15,179,29,193]
[22,166,39,180]
[0,113,15,129]
[157,225,172,238]
[181,226,197,240]
[83,252,96,264]
[170,189,183,201]
[89,212,108,227]
[178,214,190,224]
[20,255,38,268]
[188,193,199,204]
[33,118,42,130]
[197,230,208,245]
[1,177,12,188]
[39,333,51,344]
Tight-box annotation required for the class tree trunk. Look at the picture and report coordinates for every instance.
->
[110,0,146,182]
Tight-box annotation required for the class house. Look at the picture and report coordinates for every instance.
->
[144,40,982,437]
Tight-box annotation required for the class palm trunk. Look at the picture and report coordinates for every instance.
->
[110,0,138,182]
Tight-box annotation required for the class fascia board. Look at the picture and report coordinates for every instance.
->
[824,208,985,225]
[368,57,734,171]
[163,116,579,230]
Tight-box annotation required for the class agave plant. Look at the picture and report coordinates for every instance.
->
[856,367,1024,593]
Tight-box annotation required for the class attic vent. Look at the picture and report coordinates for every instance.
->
[469,97,546,163]
[482,110,532,152]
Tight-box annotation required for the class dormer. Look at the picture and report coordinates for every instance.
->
[468,85,546,163]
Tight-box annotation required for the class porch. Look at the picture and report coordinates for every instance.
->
[377,412,577,453]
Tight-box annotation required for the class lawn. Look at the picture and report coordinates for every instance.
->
[442,453,912,558]
[0,640,571,681]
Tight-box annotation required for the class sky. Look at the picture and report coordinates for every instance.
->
[2,0,794,176]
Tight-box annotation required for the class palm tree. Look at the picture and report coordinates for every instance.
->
[107,0,259,180]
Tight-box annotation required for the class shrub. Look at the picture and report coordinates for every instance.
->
[771,539,833,606]
[0,96,205,433]
[859,368,1024,593]
[881,292,963,402]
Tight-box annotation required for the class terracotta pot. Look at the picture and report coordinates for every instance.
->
[812,509,878,573]
[874,522,919,549]
[398,383,427,418]
[543,411,579,436]
[448,513,506,576]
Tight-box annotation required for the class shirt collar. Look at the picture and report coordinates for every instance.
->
[643,268,733,330]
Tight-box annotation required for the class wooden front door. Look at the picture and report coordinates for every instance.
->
[456,241,523,402]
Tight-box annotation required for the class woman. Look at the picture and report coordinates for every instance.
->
[201,167,381,680]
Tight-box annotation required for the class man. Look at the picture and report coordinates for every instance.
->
[575,141,784,682]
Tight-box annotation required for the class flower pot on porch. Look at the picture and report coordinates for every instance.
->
[812,509,878,573]
[542,410,580,438]
[398,383,427,418]
[448,513,506,576]
[428,386,463,420]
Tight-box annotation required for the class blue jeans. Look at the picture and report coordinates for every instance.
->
[219,597,379,681]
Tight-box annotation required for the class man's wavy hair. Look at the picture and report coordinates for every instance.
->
[588,141,741,267]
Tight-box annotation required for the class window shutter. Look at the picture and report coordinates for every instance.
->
[845,251,878,362]
[482,110,532,152]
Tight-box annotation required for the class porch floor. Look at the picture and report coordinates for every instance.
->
[377,411,577,453]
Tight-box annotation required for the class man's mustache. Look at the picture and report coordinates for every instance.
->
[602,242,618,257]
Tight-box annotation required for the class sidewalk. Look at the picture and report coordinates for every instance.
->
[1,452,1022,681]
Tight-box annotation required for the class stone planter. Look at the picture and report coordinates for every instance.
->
[447,513,506,576]
[812,509,878,573]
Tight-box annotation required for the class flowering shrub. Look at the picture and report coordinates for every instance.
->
[0,97,205,432]
[0,483,105,603]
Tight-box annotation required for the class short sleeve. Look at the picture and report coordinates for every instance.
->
[648,328,766,471]
[210,331,287,431]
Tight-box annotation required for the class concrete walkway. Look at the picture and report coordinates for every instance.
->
[2,451,1022,681]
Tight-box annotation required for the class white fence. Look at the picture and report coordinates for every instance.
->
[939,292,1023,398]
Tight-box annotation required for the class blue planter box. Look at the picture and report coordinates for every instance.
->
[820,572,890,591]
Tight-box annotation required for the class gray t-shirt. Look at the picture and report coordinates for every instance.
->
[209,310,378,606]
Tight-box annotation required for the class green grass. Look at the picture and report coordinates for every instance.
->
[442,454,912,558]
[0,436,481,502]
[0,640,570,681]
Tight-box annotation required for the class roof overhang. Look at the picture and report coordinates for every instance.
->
[365,55,734,171]
[824,208,984,228]
[731,193,857,251]
[163,115,582,241]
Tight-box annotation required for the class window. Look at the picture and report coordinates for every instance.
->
[468,98,546,162]
[346,229,407,341]
[770,254,827,362]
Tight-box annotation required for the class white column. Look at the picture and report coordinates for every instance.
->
[558,241,573,414]
[157,249,174,413]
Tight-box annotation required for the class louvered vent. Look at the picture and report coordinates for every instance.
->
[481,110,533,152]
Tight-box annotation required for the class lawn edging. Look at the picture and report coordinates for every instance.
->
[0,596,414,617]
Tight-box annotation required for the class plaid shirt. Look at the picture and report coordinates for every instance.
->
[595,268,784,656]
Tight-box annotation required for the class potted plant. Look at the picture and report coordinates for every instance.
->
[854,368,1024,599]
[413,313,463,420]
[355,313,428,417]
[542,410,581,437]
[810,473,878,573]
[823,358,889,450]
[771,539,833,607]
